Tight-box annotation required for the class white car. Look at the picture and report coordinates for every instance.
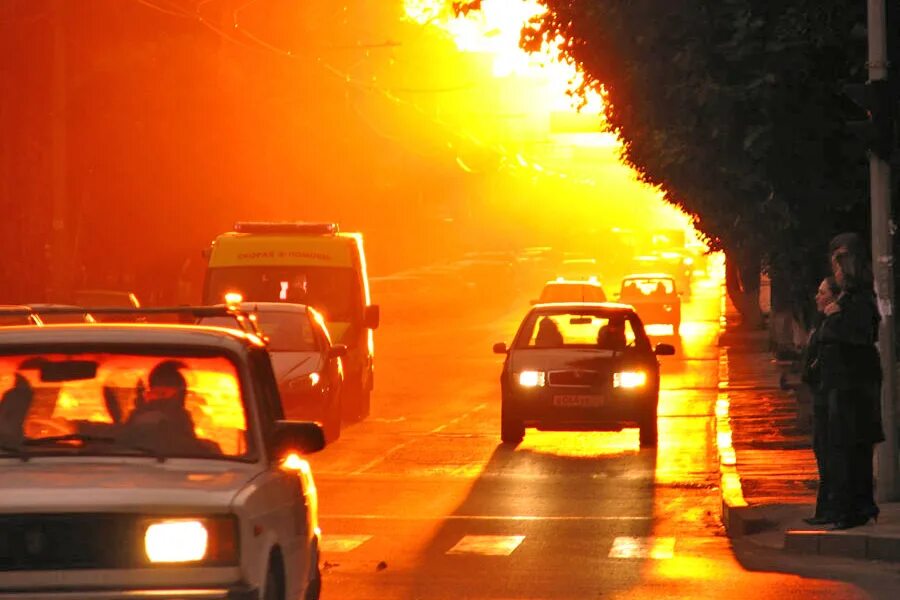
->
[0,307,326,600]
[533,279,607,304]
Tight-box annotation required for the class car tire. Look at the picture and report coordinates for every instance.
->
[325,396,342,443]
[263,559,284,600]
[304,564,322,600]
[500,405,525,445]
[342,383,371,423]
[639,412,658,448]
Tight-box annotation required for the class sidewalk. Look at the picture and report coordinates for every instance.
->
[716,302,900,562]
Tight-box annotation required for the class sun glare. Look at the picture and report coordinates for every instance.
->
[404,0,605,115]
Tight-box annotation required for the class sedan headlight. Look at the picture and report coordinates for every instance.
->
[145,520,208,563]
[614,371,647,389]
[517,370,546,387]
[143,517,238,565]
[288,371,320,391]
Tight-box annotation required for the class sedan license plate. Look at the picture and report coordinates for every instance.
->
[553,394,604,407]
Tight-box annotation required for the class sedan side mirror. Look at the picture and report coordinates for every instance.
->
[364,305,380,329]
[328,344,348,359]
[493,342,508,354]
[272,420,326,456]
[654,343,676,356]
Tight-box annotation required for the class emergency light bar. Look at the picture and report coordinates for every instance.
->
[233,222,339,235]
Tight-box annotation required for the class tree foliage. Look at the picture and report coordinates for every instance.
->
[528,0,870,322]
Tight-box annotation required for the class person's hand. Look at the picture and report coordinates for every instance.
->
[825,301,842,316]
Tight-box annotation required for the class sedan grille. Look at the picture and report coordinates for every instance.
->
[0,514,142,571]
[547,370,605,387]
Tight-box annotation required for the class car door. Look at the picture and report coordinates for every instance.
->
[247,348,313,598]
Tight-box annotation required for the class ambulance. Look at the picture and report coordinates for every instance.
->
[203,222,379,420]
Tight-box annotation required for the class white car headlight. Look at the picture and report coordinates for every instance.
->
[517,370,546,387]
[288,372,320,390]
[614,371,647,389]
[145,520,208,563]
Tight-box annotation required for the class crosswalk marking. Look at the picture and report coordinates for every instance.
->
[320,534,373,553]
[608,536,675,559]
[447,535,525,556]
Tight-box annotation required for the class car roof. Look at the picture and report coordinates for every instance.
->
[530,301,634,313]
[234,302,310,314]
[0,324,264,351]
[545,279,603,287]
[26,304,88,310]
[622,273,676,281]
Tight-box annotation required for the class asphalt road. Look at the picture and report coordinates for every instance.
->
[307,276,869,599]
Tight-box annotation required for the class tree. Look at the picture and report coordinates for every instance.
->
[526,0,869,330]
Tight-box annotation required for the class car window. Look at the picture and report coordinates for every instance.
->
[200,311,318,353]
[621,278,675,298]
[0,352,250,459]
[519,311,639,349]
[0,316,34,326]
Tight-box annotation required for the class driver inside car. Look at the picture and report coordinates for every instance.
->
[597,319,627,351]
[119,360,221,456]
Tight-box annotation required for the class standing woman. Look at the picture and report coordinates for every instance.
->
[819,233,884,529]
[801,276,842,525]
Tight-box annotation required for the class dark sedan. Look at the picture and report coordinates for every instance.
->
[493,302,674,447]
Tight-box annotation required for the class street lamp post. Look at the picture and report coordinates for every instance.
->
[867,0,899,502]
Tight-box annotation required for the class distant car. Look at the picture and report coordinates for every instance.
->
[618,274,681,333]
[73,289,141,307]
[199,302,347,442]
[73,290,142,322]
[533,279,607,304]
[26,303,95,324]
[0,305,43,326]
[557,257,601,281]
[632,254,691,296]
[493,302,674,447]
[0,307,326,599]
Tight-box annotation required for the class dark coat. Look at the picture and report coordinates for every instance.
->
[818,287,884,444]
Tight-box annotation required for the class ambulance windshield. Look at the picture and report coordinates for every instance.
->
[205,266,361,322]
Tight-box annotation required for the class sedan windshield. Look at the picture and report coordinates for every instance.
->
[0,352,250,460]
[516,310,648,351]
[201,311,318,353]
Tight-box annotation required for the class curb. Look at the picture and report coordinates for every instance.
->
[715,311,900,560]
[715,286,757,538]
[784,529,900,562]
[716,345,765,537]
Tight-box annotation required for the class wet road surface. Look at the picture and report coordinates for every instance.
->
[307,278,866,599]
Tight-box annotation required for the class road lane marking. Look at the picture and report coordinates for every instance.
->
[320,534,373,553]
[320,514,651,521]
[447,535,525,556]
[350,403,488,475]
[608,536,675,559]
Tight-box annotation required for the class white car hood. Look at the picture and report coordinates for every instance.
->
[269,351,320,382]
[0,460,259,513]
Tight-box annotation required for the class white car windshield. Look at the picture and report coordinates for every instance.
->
[200,311,318,353]
[0,352,250,460]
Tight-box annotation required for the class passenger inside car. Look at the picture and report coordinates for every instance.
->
[596,319,627,350]
[534,317,564,348]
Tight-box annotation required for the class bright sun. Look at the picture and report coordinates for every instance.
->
[403,0,605,115]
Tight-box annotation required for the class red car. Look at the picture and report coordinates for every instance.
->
[618,274,682,334]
